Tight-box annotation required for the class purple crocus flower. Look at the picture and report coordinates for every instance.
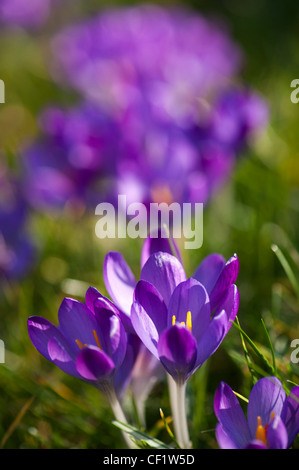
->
[130,251,239,384]
[27,288,137,447]
[27,291,127,391]
[0,168,35,281]
[22,103,119,210]
[104,234,239,448]
[0,0,52,28]
[214,376,299,449]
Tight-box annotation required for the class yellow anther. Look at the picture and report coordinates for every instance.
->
[186,311,192,332]
[172,315,176,326]
[93,329,102,350]
[75,339,85,350]
[255,416,267,445]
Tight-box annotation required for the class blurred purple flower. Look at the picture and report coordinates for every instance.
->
[23,4,268,210]
[0,0,52,28]
[0,168,34,281]
[22,103,119,210]
[214,376,299,449]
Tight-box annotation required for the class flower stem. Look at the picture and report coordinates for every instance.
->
[167,374,191,449]
[102,386,135,449]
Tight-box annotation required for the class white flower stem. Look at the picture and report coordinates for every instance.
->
[103,386,135,449]
[167,374,191,449]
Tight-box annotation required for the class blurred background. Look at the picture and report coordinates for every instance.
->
[0,0,299,449]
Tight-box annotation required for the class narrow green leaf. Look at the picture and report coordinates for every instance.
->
[231,320,275,375]
[112,420,173,449]
[272,244,299,299]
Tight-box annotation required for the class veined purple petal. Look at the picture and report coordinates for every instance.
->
[167,278,210,340]
[281,385,299,447]
[58,297,99,347]
[194,285,239,371]
[247,377,286,438]
[209,254,239,311]
[131,300,160,359]
[140,251,186,305]
[214,382,250,449]
[76,345,115,382]
[215,424,239,449]
[48,336,81,378]
[266,416,288,449]
[134,280,168,334]
[193,253,226,294]
[157,324,197,384]
[103,251,136,317]
[27,316,80,378]
[93,300,127,369]
[140,227,182,268]
[85,286,103,314]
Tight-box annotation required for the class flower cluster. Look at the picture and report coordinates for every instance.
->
[22,4,268,211]
[28,231,240,448]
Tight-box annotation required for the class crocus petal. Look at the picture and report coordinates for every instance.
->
[27,316,80,378]
[209,254,239,311]
[131,300,160,359]
[85,286,103,314]
[281,385,299,447]
[103,251,136,316]
[193,253,226,294]
[76,345,115,382]
[28,316,61,361]
[48,336,81,378]
[244,441,267,449]
[141,227,182,268]
[134,279,168,334]
[215,423,239,449]
[58,297,99,346]
[157,325,197,383]
[214,382,250,449]
[194,285,239,370]
[140,251,186,305]
[247,376,286,438]
[93,299,127,369]
[266,416,288,449]
[167,277,210,340]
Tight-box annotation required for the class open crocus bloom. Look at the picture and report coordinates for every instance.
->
[129,251,239,384]
[214,376,299,449]
[27,288,127,393]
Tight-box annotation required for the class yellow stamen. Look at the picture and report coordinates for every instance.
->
[186,311,192,332]
[172,312,192,332]
[75,339,84,350]
[255,416,267,445]
[93,329,102,350]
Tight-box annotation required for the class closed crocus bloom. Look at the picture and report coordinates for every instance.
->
[27,288,135,447]
[214,376,299,449]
